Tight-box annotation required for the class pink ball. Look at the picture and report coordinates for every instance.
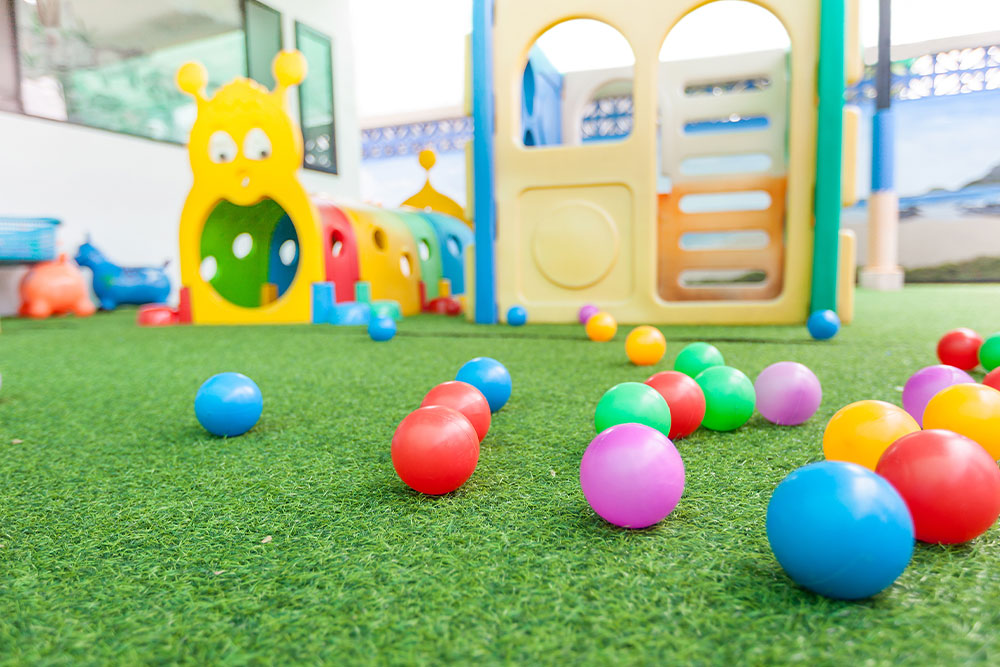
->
[579,423,685,529]
[754,361,822,426]
[902,364,974,426]
[578,304,599,325]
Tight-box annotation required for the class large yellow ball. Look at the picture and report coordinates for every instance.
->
[822,400,919,470]
[585,312,617,342]
[923,383,1000,458]
[625,326,666,366]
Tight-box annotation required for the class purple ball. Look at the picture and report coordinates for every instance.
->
[579,423,685,529]
[754,361,822,426]
[578,304,599,325]
[902,364,974,426]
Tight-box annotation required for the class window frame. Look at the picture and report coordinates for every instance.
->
[294,20,338,175]
[2,0,285,146]
[0,0,22,112]
[243,0,283,91]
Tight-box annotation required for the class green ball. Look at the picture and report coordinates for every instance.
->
[594,382,671,437]
[694,366,755,431]
[981,333,1000,371]
[674,342,725,379]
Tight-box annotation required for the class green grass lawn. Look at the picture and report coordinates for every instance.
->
[2,285,1000,664]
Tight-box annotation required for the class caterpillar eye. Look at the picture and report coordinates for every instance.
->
[208,131,237,163]
[244,128,272,161]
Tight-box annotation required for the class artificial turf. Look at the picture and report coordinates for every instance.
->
[2,284,1000,664]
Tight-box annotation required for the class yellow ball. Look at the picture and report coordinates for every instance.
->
[923,383,1000,458]
[822,400,919,470]
[625,325,666,366]
[585,312,617,342]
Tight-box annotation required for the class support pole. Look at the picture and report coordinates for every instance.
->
[860,0,904,290]
[471,0,498,323]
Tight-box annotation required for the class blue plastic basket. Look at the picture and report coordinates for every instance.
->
[0,217,60,263]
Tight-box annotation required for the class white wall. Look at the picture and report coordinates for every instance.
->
[0,0,360,316]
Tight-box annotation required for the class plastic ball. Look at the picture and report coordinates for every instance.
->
[585,312,617,342]
[367,316,397,342]
[578,304,599,325]
[766,460,913,600]
[579,423,685,529]
[391,405,480,495]
[673,342,724,379]
[822,400,919,470]
[901,364,974,425]
[506,306,527,327]
[194,372,263,437]
[694,366,755,431]
[937,327,983,370]
[420,381,491,443]
[984,367,1000,392]
[625,326,666,366]
[877,429,1000,544]
[807,310,841,341]
[981,332,1000,371]
[455,357,512,413]
[594,382,671,437]
[923,383,1000,459]
[645,371,706,440]
[754,361,822,426]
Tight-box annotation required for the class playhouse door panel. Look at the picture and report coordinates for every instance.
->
[517,184,633,302]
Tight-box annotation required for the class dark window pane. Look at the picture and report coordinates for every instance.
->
[295,22,336,174]
[1,0,19,111]
[245,0,281,89]
[14,0,245,142]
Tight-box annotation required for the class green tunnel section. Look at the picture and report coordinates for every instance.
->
[393,211,443,300]
[200,199,300,308]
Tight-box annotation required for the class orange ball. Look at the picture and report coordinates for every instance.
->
[585,312,617,342]
[923,383,1000,459]
[822,400,920,470]
[625,326,666,366]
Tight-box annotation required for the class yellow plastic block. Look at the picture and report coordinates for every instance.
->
[261,283,278,304]
[438,278,452,298]
[837,228,856,325]
[491,0,820,324]
[845,0,863,86]
[842,105,860,207]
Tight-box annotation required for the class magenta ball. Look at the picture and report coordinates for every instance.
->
[754,361,822,426]
[578,304,599,325]
[579,423,685,529]
[902,364,974,426]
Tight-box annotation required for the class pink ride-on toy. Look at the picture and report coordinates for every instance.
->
[19,254,96,319]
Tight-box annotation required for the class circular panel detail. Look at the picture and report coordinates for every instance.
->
[532,199,619,289]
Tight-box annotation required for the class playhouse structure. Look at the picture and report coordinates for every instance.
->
[468,0,862,325]
[176,52,472,325]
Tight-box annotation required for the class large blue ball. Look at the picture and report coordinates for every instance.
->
[807,309,841,341]
[194,372,263,437]
[368,315,397,342]
[455,357,512,413]
[507,306,527,327]
[767,460,914,600]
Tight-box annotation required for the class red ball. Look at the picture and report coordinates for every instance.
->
[391,406,480,495]
[420,381,491,442]
[937,328,983,370]
[645,370,706,440]
[984,368,1000,392]
[876,429,1000,544]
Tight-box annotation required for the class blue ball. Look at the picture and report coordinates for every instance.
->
[807,309,841,341]
[766,461,914,600]
[507,306,527,327]
[368,315,397,342]
[194,372,263,437]
[455,357,512,413]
